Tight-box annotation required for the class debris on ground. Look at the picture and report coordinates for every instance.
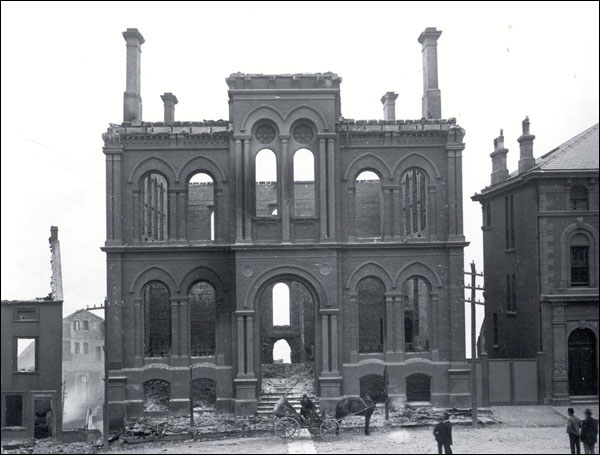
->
[261,362,315,395]
[1,439,98,454]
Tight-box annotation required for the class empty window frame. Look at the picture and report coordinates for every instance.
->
[16,338,36,372]
[403,169,428,236]
[5,395,23,426]
[358,277,385,353]
[255,149,278,217]
[143,281,171,357]
[189,281,217,356]
[142,173,168,241]
[570,185,589,211]
[504,194,515,249]
[95,346,102,361]
[355,171,381,238]
[73,320,80,331]
[293,148,315,217]
[83,320,89,331]
[506,274,517,312]
[272,282,291,326]
[403,277,431,352]
[188,172,215,241]
[570,234,590,287]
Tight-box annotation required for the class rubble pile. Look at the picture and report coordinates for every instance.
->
[143,380,170,412]
[261,362,315,395]
[2,440,97,454]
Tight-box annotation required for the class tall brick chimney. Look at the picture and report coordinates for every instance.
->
[123,28,145,123]
[490,129,509,185]
[49,226,63,301]
[518,116,536,173]
[381,92,398,120]
[418,27,442,119]
[161,93,178,122]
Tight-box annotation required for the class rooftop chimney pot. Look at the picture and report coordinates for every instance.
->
[518,116,536,174]
[418,27,442,119]
[123,28,145,123]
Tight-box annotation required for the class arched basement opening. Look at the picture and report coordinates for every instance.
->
[143,379,170,412]
[192,378,217,411]
[406,373,431,403]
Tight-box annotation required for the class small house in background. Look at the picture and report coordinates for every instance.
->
[62,309,104,427]
[1,227,64,440]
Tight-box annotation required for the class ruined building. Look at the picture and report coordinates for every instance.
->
[62,309,104,425]
[1,227,63,440]
[473,122,599,404]
[102,27,469,425]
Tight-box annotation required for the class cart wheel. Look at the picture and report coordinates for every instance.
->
[274,417,300,439]
[320,418,341,441]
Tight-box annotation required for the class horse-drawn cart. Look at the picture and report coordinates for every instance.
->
[273,397,341,441]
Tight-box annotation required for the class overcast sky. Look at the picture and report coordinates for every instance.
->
[1,2,598,355]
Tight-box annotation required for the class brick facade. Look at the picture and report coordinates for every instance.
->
[103,27,470,425]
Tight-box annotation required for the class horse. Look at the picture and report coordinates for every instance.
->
[334,392,385,435]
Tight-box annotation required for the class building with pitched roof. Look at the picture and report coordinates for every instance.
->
[473,121,599,404]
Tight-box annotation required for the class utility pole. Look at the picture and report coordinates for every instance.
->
[87,300,108,448]
[464,262,485,428]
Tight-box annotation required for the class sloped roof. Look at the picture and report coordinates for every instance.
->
[63,308,104,322]
[533,123,599,171]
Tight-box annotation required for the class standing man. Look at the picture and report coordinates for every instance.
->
[433,412,453,454]
[581,409,599,454]
[567,407,582,454]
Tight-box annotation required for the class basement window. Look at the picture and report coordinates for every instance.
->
[16,338,36,372]
[5,395,23,426]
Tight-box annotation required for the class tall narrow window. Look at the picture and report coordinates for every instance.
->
[355,171,381,238]
[255,149,277,217]
[403,169,428,236]
[506,274,516,312]
[5,395,23,426]
[570,185,589,211]
[189,281,217,356]
[504,194,515,249]
[73,320,80,331]
[143,281,171,357]
[493,313,499,346]
[570,234,590,287]
[16,338,36,372]
[83,320,89,330]
[403,277,430,352]
[188,172,215,241]
[142,173,168,241]
[293,148,315,217]
[272,282,290,326]
[358,277,385,353]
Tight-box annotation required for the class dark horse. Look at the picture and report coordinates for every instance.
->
[334,392,384,435]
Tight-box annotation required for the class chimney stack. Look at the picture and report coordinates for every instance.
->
[490,129,509,185]
[381,92,399,120]
[418,27,442,119]
[49,226,63,301]
[161,93,178,122]
[123,28,145,123]
[518,116,536,173]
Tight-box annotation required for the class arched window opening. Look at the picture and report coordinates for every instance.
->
[256,149,277,217]
[403,169,428,237]
[293,148,315,217]
[570,233,590,287]
[568,328,598,396]
[272,283,290,326]
[143,282,171,357]
[273,339,292,364]
[189,281,216,357]
[358,277,385,353]
[355,171,381,238]
[142,173,168,241]
[406,373,431,402]
[188,172,215,241]
[403,277,430,352]
[359,374,386,402]
[570,185,589,211]
[192,378,217,411]
[143,379,170,412]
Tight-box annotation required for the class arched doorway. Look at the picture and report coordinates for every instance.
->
[568,328,598,396]
[258,278,316,395]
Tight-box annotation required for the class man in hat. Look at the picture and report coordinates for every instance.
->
[433,412,453,454]
[581,409,598,454]
[567,407,582,454]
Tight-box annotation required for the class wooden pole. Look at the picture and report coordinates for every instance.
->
[470,261,478,428]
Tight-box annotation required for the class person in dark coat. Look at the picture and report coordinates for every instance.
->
[433,412,453,454]
[300,394,318,422]
[567,407,582,454]
[581,409,598,455]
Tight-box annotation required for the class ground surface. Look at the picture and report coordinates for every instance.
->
[3,405,598,454]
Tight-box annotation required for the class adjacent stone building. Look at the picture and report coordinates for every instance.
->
[62,310,104,424]
[473,121,599,404]
[103,27,470,426]
[1,227,64,440]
